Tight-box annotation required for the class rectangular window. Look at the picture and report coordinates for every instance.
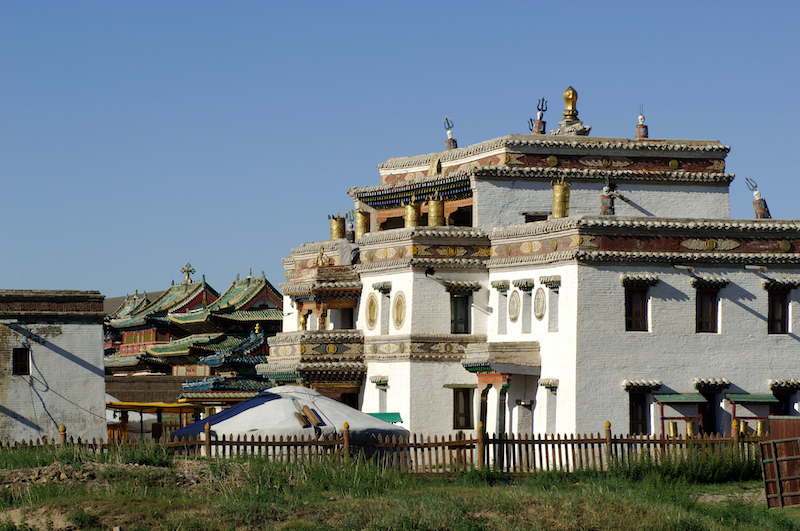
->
[625,287,648,331]
[453,388,474,429]
[772,392,794,416]
[451,293,471,334]
[768,290,789,334]
[629,393,648,435]
[696,289,719,333]
[12,348,30,375]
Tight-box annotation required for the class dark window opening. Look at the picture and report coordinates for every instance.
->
[700,392,717,434]
[629,393,648,435]
[450,293,471,334]
[768,290,789,334]
[12,348,30,375]
[379,217,405,231]
[772,392,794,416]
[453,388,474,429]
[696,289,719,333]
[524,213,549,223]
[625,287,648,331]
[449,206,473,227]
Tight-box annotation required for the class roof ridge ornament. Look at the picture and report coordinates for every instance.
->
[635,103,648,139]
[745,177,772,219]
[181,263,195,285]
[528,98,547,135]
[444,117,457,150]
[550,86,591,136]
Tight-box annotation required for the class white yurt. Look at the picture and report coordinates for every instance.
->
[170,386,408,454]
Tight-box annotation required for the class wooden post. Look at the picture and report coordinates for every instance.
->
[604,421,612,470]
[59,425,67,447]
[732,419,739,444]
[476,422,484,470]
[343,422,350,463]
[204,423,211,456]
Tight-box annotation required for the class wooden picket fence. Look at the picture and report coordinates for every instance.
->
[0,422,765,476]
[164,421,765,474]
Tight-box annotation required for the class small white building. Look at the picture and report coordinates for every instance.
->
[0,290,107,441]
[263,87,800,438]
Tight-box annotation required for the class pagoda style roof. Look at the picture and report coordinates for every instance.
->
[146,329,268,367]
[105,292,150,320]
[178,377,271,403]
[108,279,218,329]
[168,274,282,327]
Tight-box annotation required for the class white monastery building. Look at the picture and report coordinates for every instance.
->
[0,290,107,441]
[261,88,800,438]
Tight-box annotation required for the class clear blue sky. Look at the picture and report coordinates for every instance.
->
[2,2,799,297]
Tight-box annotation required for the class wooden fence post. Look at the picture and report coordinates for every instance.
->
[343,422,350,463]
[204,423,211,456]
[604,421,612,469]
[476,422,484,470]
[732,419,739,444]
[59,425,67,447]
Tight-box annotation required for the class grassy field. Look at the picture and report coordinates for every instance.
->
[0,443,798,531]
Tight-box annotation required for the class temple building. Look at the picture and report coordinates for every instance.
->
[105,266,283,405]
[266,87,800,437]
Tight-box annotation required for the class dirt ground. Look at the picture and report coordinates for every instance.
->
[0,460,241,530]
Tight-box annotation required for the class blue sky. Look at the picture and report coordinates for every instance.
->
[2,2,799,297]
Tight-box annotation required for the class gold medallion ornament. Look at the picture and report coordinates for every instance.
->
[547,155,558,167]
[533,288,546,321]
[393,292,406,329]
[366,294,378,330]
[669,160,680,170]
[781,240,792,252]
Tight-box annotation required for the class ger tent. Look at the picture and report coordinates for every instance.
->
[170,386,408,453]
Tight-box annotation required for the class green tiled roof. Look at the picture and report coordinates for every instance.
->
[215,309,283,322]
[726,393,779,404]
[109,280,217,329]
[169,275,282,326]
[146,332,264,359]
[146,334,223,357]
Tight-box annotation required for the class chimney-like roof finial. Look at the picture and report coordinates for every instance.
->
[636,103,648,139]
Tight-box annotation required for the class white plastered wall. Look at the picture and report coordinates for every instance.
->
[0,322,106,442]
[472,179,730,231]
[574,265,800,436]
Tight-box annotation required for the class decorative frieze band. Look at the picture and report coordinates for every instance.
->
[623,379,662,392]
[690,275,730,289]
[539,275,561,288]
[490,280,510,292]
[443,281,482,293]
[512,279,536,291]
[620,273,659,287]
[763,277,800,290]
[770,379,800,392]
[693,377,730,392]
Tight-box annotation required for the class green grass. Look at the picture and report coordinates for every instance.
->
[0,445,797,530]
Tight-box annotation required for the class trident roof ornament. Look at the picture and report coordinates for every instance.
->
[528,98,547,134]
[745,177,772,219]
[443,117,457,150]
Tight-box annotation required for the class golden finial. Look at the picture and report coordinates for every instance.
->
[181,263,196,285]
[563,86,579,120]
